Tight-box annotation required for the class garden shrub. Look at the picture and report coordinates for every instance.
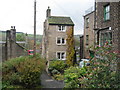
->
[2,54,45,89]
[48,60,67,81]
[54,74,64,81]
[79,44,120,88]
[51,69,60,75]
[64,66,87,88]
[49,60,67,73]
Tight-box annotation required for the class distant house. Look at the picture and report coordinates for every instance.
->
[83,9,95,59]
[0,27,27,61]
[42,7,74,64]
[94,1,120,56]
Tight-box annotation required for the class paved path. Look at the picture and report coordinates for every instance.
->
[40,71,64,88]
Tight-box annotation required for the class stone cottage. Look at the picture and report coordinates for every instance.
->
[1,26,27,61]
[42,7,74,65]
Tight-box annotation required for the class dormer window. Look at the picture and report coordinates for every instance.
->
[58,25,66,32]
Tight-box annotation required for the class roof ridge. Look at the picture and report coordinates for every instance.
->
[47,16,74,25]
[49,16,70,18]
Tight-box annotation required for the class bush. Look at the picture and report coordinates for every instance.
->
[64,66,87,88]
[51,69,60,75]
[79,44,120,88]
[48,60,67,81]
[2,54,45,89]
[49,60,67,73]
[54,74,64,81]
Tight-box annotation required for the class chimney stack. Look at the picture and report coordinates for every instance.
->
[46,6,51,18]
[10,26,16,41]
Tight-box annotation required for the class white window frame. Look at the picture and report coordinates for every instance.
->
[56,51,66,60]
[58,25,66,32]
[56,37,66,45]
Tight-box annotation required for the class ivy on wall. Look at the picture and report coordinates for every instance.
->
[66,27,75,66]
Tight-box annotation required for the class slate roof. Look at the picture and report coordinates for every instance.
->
[48,16,74,26]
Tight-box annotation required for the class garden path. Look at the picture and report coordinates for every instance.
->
[40,71,64,88]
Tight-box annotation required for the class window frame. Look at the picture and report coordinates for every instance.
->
[56,51,66,60]
[104,4,110,21]
[58,25,66,32]
[100,32,112,46]
[86,17,89,28]
[56,37,66,45]
[86,35,89,45]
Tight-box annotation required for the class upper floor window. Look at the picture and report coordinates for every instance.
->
[58,25,66,32]
[86,35,89,45]
[56,37,66,45]
[56,51,66,60]
[86,18,89,28]
[104,5,110,21]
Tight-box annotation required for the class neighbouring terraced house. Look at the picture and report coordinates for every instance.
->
[94,1,120,70]
[94,1,120,56]
[42,7,74,66]
[83,7,95,59]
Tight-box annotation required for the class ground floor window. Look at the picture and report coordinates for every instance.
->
[100,32,112,46]
[56,51,66,60]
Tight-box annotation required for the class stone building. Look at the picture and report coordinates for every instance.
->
[94,1,120,56]
[42,7,74,64]
[1,26,27,61]
[83,10,95,59]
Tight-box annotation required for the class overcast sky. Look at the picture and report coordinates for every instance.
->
[0,0,95,35]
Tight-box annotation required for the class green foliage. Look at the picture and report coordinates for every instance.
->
[2,54,45,89]
[48,60,67,81]
[16,33,25,41]
[2,56,26,72]
[79,44,120,88]
[49,60,67,73]
[64,66,87,88]
[51,69,60,75]
[54,74,64,81]
[66,27,75,66]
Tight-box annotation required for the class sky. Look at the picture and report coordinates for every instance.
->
[0,0,95,35]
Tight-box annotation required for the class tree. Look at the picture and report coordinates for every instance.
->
[16,33,25,41]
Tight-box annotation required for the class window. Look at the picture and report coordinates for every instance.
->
[57,37,61,44]
[56,52,66,60]
[86,35,89,45]
[104,5,110,21]
[56,37,66,45]
[58,25,66,31]
[86,18,89,28]
[100,32,112,46]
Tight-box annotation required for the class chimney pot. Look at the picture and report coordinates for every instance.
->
[46,6,51,18]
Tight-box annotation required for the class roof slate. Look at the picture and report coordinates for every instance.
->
[48,16,74,26]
